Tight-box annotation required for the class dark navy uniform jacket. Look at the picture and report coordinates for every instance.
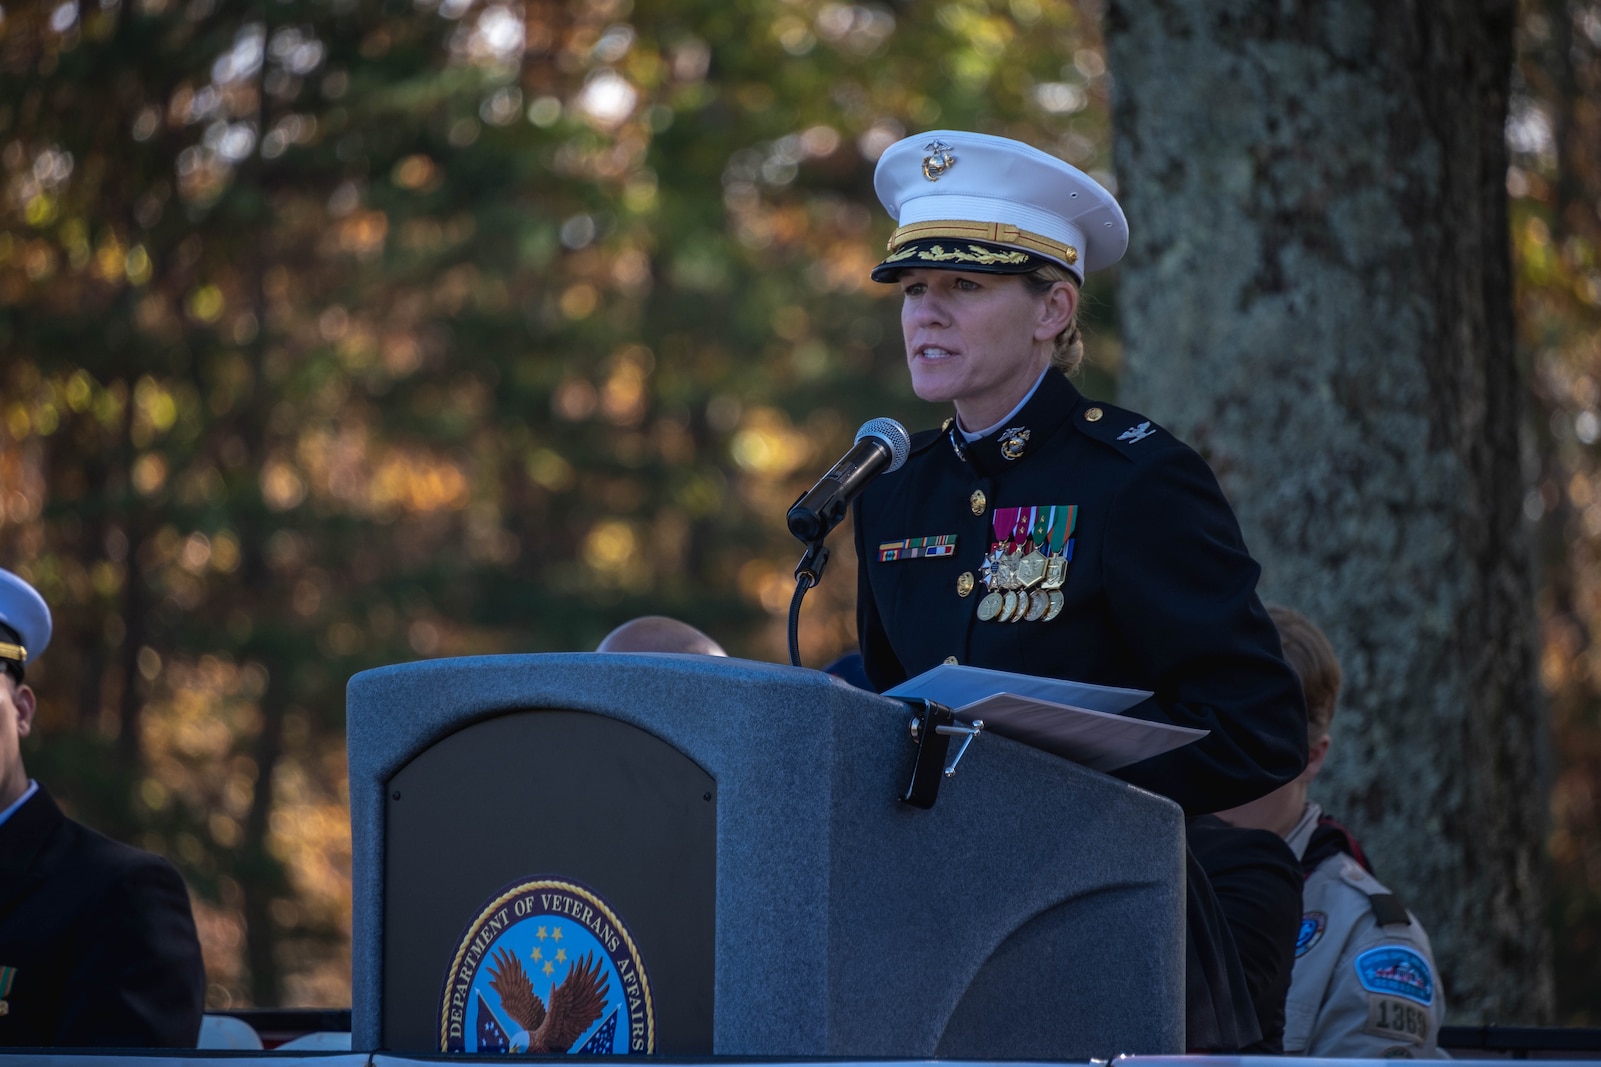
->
[1188,814,1303,1052]
[853,368,1307,816]
[0,786,205,1048]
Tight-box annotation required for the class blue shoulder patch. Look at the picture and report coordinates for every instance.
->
[1295,911,1327,957]
[1354,945,1434,1005]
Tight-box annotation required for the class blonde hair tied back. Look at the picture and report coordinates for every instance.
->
[1021,263,1084,375]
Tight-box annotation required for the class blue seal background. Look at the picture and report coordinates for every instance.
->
[441,881,652,1055]
[1353,945,1434,1005]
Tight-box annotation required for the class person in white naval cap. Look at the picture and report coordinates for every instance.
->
[0,567,205,1048]
[1220,604,1447,1058]
[850,131,1309,1051]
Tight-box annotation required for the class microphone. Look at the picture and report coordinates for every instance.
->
[787,417,911,542]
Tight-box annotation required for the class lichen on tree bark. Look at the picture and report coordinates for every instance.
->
[1105,0,1550,1022]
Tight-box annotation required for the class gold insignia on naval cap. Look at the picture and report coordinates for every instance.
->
[888,220,1079,266]
[0,642,25,664]
[882,243,1030,268]
[921,140,956,181]
[1084,407,1103,422]
[970,490,987,515]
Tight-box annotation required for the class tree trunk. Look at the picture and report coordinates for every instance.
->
[1104,0,1550,1022]
[240,692,284,1008]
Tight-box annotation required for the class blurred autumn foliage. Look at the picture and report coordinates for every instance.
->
[1515,0,1601,1025]
[1,0,1597,1024]
[0,0,1117,1009]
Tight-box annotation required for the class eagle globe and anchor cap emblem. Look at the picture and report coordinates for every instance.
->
[439,877,655,1054]
[921,139,956,181]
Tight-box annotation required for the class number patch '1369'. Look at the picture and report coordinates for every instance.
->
[1365,994,1430,1044]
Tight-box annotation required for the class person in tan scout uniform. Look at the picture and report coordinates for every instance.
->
[1220,604,1446,1058]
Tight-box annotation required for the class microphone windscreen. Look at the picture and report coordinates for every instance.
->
[855,417,911,473]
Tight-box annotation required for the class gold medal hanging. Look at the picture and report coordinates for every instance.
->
[1016,548,1047,589]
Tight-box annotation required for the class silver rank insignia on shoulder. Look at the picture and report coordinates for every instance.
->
[1117,421,1154,444]
[999,427,1030,461]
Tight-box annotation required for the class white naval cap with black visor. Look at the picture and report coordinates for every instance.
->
[0,568,51,684]
[870,130,1129,284]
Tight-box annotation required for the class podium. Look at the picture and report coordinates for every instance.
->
[347,654,1186,1057]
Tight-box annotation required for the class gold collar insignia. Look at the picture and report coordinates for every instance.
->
[999,427,1030,461]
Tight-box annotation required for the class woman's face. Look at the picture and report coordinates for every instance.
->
[898,268,1066,430]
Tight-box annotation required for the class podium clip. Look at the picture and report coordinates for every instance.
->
[937,718,984,778]
[900,700,982,808]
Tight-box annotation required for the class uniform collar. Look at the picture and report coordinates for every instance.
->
[0,778,38,829]
[1284,801,1322,861]
[958,368,1049,441]
[949,369,1086,476]
[0,783,62,902]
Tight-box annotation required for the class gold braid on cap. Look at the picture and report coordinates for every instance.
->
[889,220,1079,266]
[883,244,1030,267]
[0,642,25,664]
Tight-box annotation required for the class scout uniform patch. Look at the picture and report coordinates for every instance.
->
[1353,946,1434,1005]
[1364,994,1431,1046]
[1295,911,1327,958]
[976,506,1076,623]
[878,535,958,562]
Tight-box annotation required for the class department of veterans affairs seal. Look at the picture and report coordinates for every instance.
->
[439,878,654,1054]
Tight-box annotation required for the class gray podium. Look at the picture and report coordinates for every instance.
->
[347,653,1186,1057]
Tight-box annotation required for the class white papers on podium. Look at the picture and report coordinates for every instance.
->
[883,663,1207,773]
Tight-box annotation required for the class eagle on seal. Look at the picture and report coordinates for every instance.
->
[486,946,610,1053]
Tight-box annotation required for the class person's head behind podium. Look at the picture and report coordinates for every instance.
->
[595,615,728,657]
[0,568,49,813]
[1218,603,1341,836]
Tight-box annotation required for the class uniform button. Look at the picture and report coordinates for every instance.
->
[956,571,975,597]
[943,655,959,665]
[970,490,986,515]
[1084,407,1103,422]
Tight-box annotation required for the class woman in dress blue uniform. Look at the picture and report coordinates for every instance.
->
[852,131,1308,1050]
